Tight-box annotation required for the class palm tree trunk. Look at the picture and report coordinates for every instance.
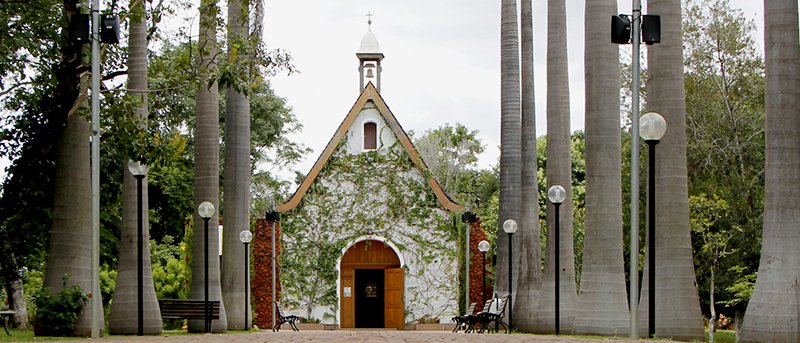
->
[189,0,227,332]
[533,0,577,334]
[108,0,162,334]
[638,0,704,340]
[573,0,629,336]
[221,0,252,330]
[514,0,541,333]
[738,1,800,341]
[42,0,102,336]
[496,0,522,319]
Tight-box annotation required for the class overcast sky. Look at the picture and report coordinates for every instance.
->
[262,0,764,178]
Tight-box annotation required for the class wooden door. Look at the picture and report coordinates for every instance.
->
[384,268,404,329]
[340,268,355,328]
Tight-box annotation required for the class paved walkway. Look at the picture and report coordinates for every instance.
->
[45,330,681,343]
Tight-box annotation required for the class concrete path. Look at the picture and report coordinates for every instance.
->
[45,330,681,343]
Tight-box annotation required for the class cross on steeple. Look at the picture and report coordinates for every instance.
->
[366,11,374,26]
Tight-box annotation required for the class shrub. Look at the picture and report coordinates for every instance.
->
[33,275,88,336]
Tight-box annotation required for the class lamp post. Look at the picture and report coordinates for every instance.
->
[266,209,280,330]
[640,112,666,338]
[477,240,490,306]
[127,160,148,336]
[198,201,215,333]
[462,211,475,312]
[547,185,566,335]
[239,230,254,331]
[502,219,517,333]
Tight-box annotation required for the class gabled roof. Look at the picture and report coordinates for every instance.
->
[278,82,463,212]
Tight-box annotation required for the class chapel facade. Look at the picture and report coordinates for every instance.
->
[273,23,463,329]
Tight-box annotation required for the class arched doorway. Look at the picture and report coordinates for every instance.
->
[339,238,404,329]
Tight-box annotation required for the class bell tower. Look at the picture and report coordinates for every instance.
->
[357,13,384,92]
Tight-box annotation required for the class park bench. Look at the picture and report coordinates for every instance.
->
[0,310,15,335]
[451,302,477,332]
[272,301,300,332]
[158,299,220,331]
[463,298,494,333]
[475,294,509,333]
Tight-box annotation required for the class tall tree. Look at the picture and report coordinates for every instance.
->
[573,0,629,335]
[637,0,704,339]
[41,0,103,335]
[533,0,577,334]
[514,0,541,332]
[108,0,162,334]
[495,0,522,323]
[738,0,800,341]
[683,0,764,322]
[221,0,252,330]
[189,0,227,332]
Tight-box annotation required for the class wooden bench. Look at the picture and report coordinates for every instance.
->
[158,299,220,332]
[464,299,494,333]
[475,294,509,333]
[0,310,15,335]
[272,301,299,332]
[451,302,477,332]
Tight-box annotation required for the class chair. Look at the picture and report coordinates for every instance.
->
[272,301,300,332]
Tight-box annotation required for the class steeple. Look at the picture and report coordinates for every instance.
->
[357,12,384,92]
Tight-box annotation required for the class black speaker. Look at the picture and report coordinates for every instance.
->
[101,15,120,44]
[641,15,661,45]
[611,15,631,44]
[70,13,90,44]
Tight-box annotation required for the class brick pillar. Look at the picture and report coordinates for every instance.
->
[469,219,493,307]
[252,217,281,329]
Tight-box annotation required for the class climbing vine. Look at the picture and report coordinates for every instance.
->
[281,135,459,323]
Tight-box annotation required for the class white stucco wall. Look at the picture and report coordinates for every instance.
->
[344,101,397,154]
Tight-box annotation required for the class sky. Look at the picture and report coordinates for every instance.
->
[262,0,764,178]
[0,1,767,183]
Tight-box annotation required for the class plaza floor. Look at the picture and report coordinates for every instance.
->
[43,330,681,343]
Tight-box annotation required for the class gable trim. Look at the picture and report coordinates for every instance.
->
[278,82,462,212]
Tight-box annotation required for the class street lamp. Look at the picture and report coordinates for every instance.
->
[198,201,215,333]
[127,160,148,336]
[266,209,280,330]
[547,185,566,335]
[239,230,254,331]
[502,219,517,333]
[461,211,476,313]
[640,112,666,338]
[477,240,490,306]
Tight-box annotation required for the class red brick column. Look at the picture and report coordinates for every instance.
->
[252,217,281,329]
[469,220,493,307]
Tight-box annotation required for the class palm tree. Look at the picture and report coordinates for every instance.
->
[108,0,162,334]
[738,1,800,341]
[221,0,252,330]
[189,0,227,332]
[533,0,577,334]
[42,0,102,336]
[572,0,629,336]
[637,0,704,339]
[514,0,541,332]
[496,0,522,319]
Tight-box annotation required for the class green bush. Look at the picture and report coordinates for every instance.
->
[33,275,88,336]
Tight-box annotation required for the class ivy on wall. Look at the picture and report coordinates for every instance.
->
[281,136,459,323]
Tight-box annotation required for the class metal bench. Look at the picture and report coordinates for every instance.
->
[272,301,300,332]
[0,310,15,335]
[158,299,219,332]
